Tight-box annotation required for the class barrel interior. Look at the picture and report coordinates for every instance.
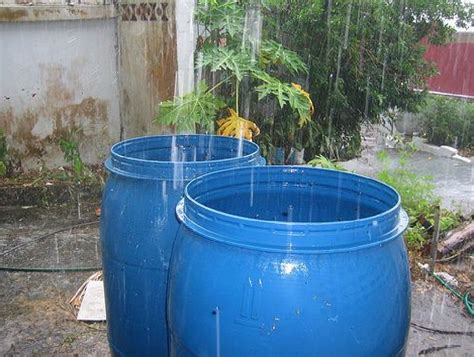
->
[190,169,399,223]
[113,136,255,162]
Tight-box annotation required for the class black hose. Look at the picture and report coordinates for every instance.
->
[0,221,101,272]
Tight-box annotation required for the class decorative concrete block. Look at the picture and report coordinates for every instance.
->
[439,145,458,156]
[452,154,471,164]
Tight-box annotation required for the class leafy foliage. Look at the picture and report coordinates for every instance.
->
[198,46,253,81]
[252,70,312,126]
[155,0,313,140]
[259,40,308,75]
[158,81,225,132]
[376,148,461,249]
[262,0,473,159]
[308,155,346,171]
[195,0,245,38]
[58,131,93,181]
[0,129,7,177]
[418,95,474,149]
[310,147,463,251]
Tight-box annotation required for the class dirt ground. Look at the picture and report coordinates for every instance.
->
[0,203,109,356]
[0,204,472,356]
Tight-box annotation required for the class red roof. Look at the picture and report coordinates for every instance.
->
[424,37,474,98]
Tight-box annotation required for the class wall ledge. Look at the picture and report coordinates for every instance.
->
[0,4,118,22]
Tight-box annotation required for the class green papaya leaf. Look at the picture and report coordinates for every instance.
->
[155,81,226,132]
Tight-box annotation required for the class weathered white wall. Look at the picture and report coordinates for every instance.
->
[175,0,195,96]
[0,16,121,169]
[0,0,199,171]
[117,0,178,138]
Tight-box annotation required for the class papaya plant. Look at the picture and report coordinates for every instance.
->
[154,0,314,141]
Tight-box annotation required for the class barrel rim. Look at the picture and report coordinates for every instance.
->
[105,134,261,180]
[180,166,407,252]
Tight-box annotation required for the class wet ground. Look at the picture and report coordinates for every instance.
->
[0,204,472,356]
[408,279,474,356]
[0,204,109,356]
[341,143,474,216]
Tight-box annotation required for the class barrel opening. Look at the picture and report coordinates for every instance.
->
[113,135,257,163]
[188,168,399,224]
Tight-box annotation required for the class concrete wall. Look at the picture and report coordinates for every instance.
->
[0,14,121,170]
[117,0,178,138]
[0,0,106,5]
[0,1,196,171]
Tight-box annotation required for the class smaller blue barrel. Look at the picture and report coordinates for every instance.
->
[100,135,263,357]
[168,166,411,356]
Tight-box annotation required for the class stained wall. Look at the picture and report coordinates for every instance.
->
[0,1,191,171]
[0,14,121,169]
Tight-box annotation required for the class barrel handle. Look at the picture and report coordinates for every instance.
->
[257,156,267,166]
[176,197,185,223]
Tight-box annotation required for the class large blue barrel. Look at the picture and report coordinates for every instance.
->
[168,166,411,356]
[100,135,263,357]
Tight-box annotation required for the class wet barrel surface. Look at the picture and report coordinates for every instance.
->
[169,166,411,356]
[100,135,263,357]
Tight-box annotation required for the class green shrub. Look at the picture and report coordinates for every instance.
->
[377,148,462,249]
[308,149,462,250]
[418,95,474,149]
[0,162,5,177]
[57,130,95,183]
[264,0,472,160]
[0,129,7,177]
[308,155,347,171]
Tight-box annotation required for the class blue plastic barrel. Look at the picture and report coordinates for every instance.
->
[169,166,411,356]
[100,135,263,357]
